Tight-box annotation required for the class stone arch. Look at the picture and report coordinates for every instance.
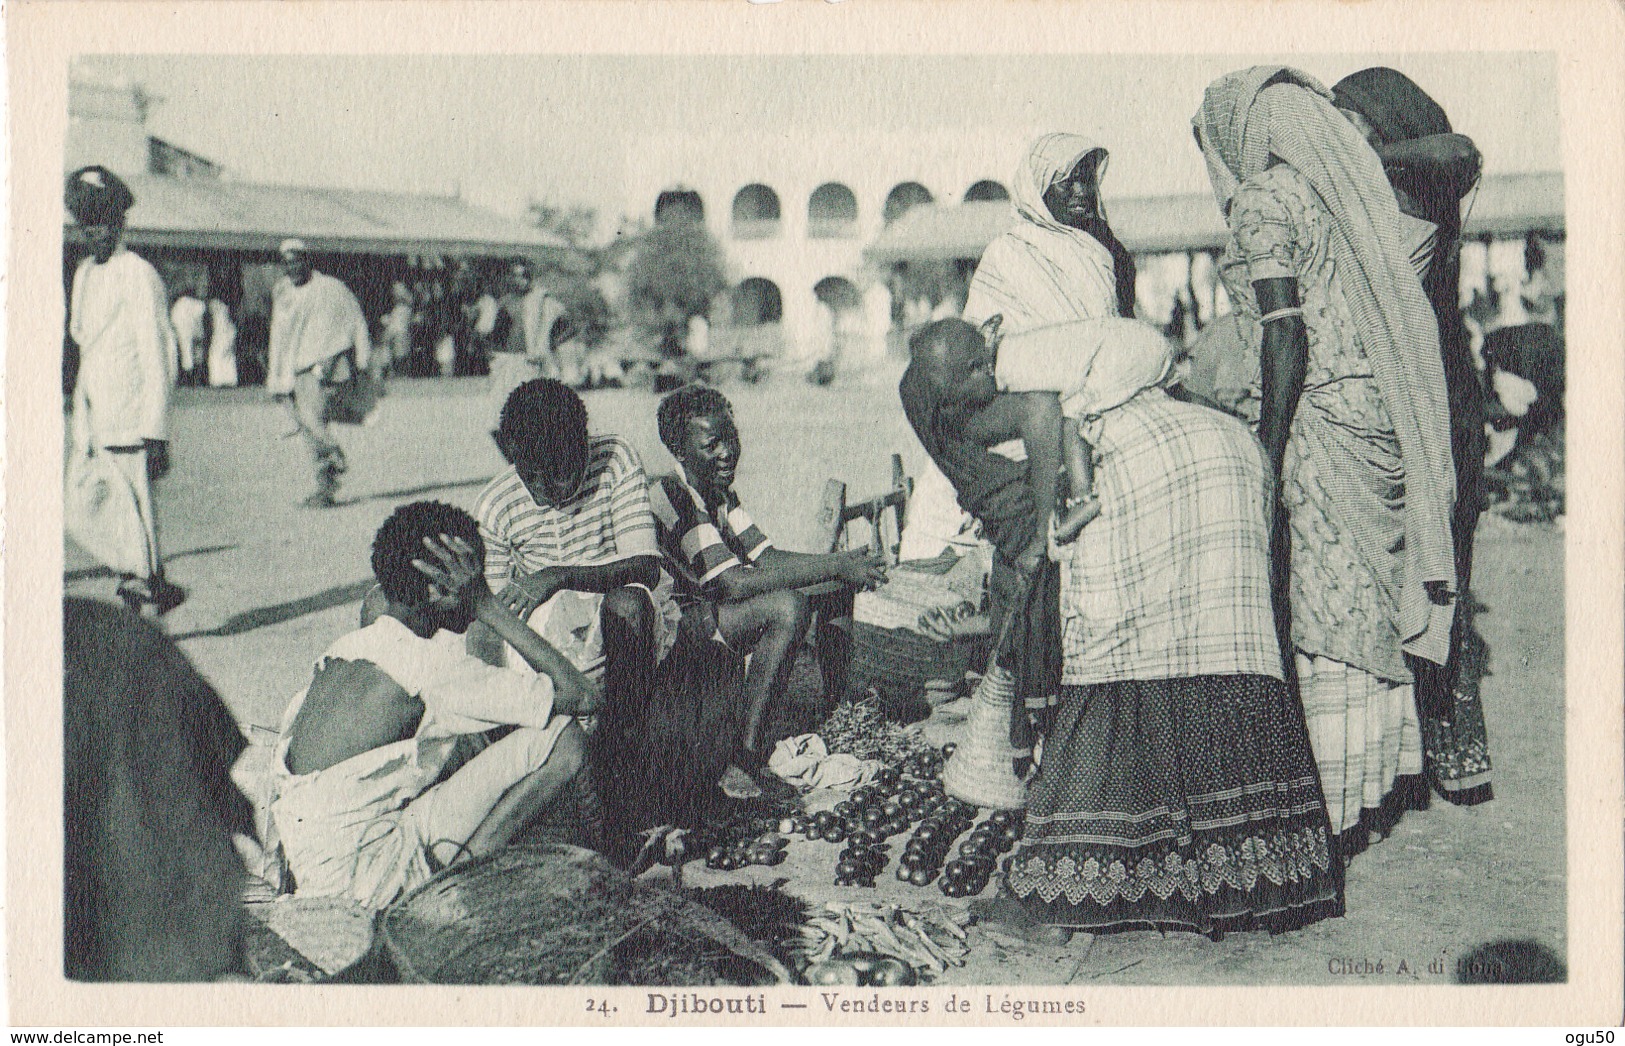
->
[654,187,705,225]
[731,184,781,238]
[731,277,783,326]
[814,276,864,313]
[883,182,934,224]
[964,180,1010,203]
[808,182,859,239]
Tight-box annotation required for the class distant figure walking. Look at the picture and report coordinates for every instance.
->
[267,238,371,508]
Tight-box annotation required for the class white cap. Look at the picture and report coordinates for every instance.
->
[278,238,309,257]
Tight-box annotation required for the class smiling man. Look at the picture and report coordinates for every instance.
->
[651,384,886,795]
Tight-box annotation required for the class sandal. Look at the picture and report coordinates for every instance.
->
[117,576,188,616]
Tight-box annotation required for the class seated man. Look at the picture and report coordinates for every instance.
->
[469,378,682,708]
[651,385,887,793]
[270,501,601,909]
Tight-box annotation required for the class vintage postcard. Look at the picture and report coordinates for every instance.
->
[7,0,1622,1029]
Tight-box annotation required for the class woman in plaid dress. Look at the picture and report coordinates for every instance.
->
[907,320,1342,941]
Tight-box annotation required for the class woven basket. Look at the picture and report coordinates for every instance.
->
[380,844,791,985]
[849,622,975,710]
[940,664,1028,809]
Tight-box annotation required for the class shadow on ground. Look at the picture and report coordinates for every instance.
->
[172,579,375,641]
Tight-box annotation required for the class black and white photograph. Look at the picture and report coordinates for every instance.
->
[11,0,1623,1030]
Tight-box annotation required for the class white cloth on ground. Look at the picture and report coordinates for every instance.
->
[768,734,886,791]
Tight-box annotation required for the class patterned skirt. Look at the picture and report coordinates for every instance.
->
[1003,676,1344,935]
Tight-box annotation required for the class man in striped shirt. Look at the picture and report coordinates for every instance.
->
[472,379,680,752]
[651,385,887,793]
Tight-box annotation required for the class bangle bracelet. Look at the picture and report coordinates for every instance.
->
[1260,307,1304,324]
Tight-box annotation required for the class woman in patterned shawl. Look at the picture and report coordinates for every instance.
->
[1195,66,1460,856]
[1333,67,1493,807]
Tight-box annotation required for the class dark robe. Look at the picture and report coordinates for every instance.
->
[899,364,1062,747]
[64,598,253,981]
[1333,68,1494,805]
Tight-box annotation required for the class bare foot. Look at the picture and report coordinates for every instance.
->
[1054,497,1102,545]
[968,896,1075,945]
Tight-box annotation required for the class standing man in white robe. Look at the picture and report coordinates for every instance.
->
[65,165,186,615]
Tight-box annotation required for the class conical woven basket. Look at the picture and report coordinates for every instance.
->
[941,663,1027,809]
[941,570,1034,810]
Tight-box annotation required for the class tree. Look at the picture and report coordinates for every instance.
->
[522,200,616,348]
[624,220,726,352]
[527,201,601,252]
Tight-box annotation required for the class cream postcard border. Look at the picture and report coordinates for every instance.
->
[7,0,1622,1027]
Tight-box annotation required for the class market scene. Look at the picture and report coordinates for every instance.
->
[61,54,1566,988]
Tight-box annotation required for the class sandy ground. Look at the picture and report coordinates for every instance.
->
[64,366,1566,985]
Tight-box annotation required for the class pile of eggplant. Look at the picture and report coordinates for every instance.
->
[938,809,1024,897]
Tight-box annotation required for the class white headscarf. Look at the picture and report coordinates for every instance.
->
[962,133,1119,332]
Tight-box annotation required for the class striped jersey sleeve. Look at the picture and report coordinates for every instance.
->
[474,468,525,588]
[721,499,773,561]
[654,475,742,591]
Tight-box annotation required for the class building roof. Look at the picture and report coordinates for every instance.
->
[65,174,564,257]
[865,172,1566,265]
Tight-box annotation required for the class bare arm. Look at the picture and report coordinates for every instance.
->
[415,536,603,717]
[1254,277,1308,481]
[710,546,886,602]
[962,392,1062,572]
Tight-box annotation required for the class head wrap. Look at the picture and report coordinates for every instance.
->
[1195,65,1458,664]
[1330,67,1475,237]
[1010,133,1111,234]
[1331,67,1452,144]
[65,166,135,225]
[963,133,1136,328]
[278,238,309,257]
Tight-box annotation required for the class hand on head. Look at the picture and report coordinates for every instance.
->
[411,533,485,605]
